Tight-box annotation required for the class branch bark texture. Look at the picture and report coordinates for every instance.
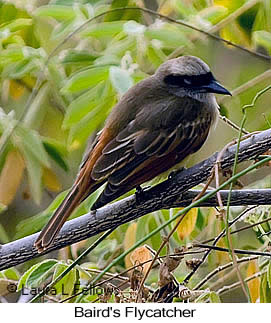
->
[1,129,271,270]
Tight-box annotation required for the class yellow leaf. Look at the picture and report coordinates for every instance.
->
[130,245,153,275]
[247,260,260,303]
[216,239,230,265]
[42,167,62,192]
[21,75,36,89]
[124,222,137,269]
[9,80,25,100]
[0,150,25,205]
[176,208,198,240]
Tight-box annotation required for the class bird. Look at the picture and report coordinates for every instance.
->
[35,55,231,252]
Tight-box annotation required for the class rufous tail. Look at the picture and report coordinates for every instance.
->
[35,184,86,253]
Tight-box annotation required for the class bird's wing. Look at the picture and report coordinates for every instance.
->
[91,96,195,182]
[91,97,212,209]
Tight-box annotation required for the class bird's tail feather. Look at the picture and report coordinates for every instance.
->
[35,184,86,253]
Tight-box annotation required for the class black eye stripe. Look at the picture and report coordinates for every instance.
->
[164,72,215,87]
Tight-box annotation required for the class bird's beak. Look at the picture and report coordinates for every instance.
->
[202,80,232,95]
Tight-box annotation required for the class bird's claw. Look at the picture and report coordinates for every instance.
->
[135,185,150,204]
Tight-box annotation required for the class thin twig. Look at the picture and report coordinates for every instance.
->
[183,206,259,284]
[193,243,271,257]
[219,116,249,134]
[194,256,258,290]
[201,206,259,244]
[217,270,265,295]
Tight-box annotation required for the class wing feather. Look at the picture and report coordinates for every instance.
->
[90,97,214,209]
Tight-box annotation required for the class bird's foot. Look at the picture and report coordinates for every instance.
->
[168,167,186,180]
[135,185,150,204]
[91,208,97,214]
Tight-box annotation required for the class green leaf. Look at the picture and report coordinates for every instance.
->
[61,50,98,65]
[53,264,78,298]
[0,3,19,24]
[200,6,228,24]
[0,268,20,281]
[76,265,92,282]
[23,82,49,129]
[145,26,188,48]
[0,18,32,33]
[26,259,59,288]
[0,48,24,65]
[146,44,167,68]
[68,91,115,146]
[109,66,133,95]
[34,5,76,21]
[2,59,39,79]
[63,81,105,128]
[252,2,271,33]
[82,21,125,38]
[196,208,205,230]
[103,0,129,21]
[16,127,50,168]
[209,291,221,303]
[23,147,43,204]
[94,54,120,66]
[42,137,67,157]
[17,263,40,291]
[0,223,9,243]
[43,141,68,172]
[195,291,210,303]
[148,215,162,251]
[253,30,271,54]
[103,37,135,58]
[0,47,44,66]
[175,0,197,17]
[61,65,109,94]
[136,216,148,242]
[52,0,75,5]
[15,211,53,239]
[50,18,79,41]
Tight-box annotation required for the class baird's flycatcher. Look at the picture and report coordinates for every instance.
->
[35,55,231,252]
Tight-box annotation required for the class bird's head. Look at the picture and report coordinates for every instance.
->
[156,55,231,101]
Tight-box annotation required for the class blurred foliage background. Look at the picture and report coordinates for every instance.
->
[0,0,271,303]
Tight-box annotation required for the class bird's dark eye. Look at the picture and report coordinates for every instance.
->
[164,72,214,88]
[164,74,186,87]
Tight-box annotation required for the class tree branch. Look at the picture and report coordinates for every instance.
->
[1,129,271,270]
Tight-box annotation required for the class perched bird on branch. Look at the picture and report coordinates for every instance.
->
[35,55,231,252]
